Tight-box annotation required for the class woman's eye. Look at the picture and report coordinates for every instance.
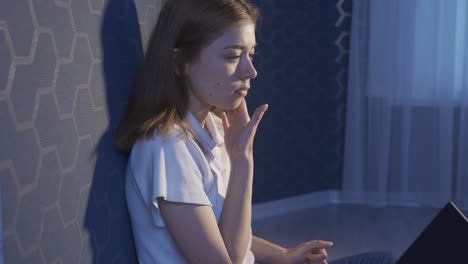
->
[226,55,241,60]
[226,53,257,62]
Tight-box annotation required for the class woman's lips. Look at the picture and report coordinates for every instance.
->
[234,88,249,97]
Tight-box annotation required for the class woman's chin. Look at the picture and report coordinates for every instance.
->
[228,99,244,110]
[214,98,244,111]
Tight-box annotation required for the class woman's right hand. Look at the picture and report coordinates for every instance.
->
[222,99,268,162]
[279,240,333,264]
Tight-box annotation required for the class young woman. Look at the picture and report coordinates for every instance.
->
[117,0,395,263]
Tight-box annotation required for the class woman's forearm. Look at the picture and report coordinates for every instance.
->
[251,235,287,264]
[218,158,253,264]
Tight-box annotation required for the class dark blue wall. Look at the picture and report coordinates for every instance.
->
[250,0,352,203]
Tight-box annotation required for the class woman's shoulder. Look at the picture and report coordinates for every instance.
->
[133,124,190,152]
[128,124,207,170]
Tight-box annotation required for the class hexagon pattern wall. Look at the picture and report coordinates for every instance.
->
[0,0,351,263]
[1,0,162,263]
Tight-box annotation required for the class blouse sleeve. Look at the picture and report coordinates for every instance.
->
[129,133,212,227]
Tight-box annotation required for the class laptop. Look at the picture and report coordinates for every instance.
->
[396,201,468,264]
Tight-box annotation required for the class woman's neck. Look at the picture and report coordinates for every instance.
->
[188,99,211,128]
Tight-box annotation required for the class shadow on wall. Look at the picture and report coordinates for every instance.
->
[84,0,142,262]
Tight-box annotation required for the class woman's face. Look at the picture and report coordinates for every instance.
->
[185,22,257,112]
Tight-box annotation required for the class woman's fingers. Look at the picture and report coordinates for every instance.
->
[222,112,230,131]
[228,99,250,125]
[301,240,332,264]
[306,252,328,263]
[246,104,268,142]
[312,248,328,259]
[237,99,250,122]
[222,101,268,158]
[301,240,334,253]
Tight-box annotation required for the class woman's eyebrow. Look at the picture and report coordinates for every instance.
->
[223,43,257,50]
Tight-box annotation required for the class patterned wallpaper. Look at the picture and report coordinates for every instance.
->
[0,0,351,262]
[0,0,162,262]
[250,0,351,203]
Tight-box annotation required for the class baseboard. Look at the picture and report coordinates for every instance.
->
[252,191,341,220]
[252,190,466,221]
[338,191,454,208]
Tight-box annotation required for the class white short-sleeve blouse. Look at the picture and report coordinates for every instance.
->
[125,111,255,264]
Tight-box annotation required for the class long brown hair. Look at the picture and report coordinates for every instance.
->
[116,0,260,153]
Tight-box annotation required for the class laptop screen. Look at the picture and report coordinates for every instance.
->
[396,202,468,264]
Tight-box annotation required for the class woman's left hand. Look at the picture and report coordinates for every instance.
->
[280,240,334,264]
[222,99,268,161]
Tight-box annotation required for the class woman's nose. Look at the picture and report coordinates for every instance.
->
[241,57,257,80]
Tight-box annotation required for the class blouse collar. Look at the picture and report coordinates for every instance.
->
[186,111,224,152]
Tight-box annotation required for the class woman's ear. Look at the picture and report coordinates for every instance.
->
[172,48,182,76]
[173,48,190,77]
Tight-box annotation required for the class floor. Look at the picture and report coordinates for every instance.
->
[251,204,468,262]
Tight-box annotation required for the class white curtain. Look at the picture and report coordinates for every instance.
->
[342,0,468,210]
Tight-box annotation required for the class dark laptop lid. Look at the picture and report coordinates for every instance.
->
[396,202,468,264]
